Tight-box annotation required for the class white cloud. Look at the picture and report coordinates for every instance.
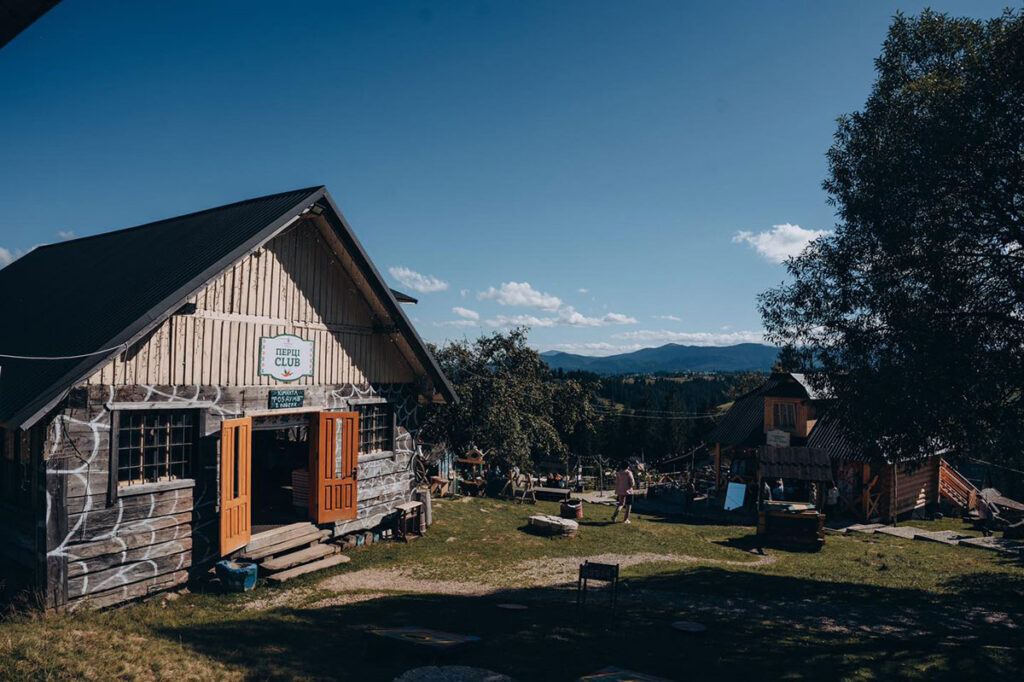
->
[612,329,766,346]
[433,319,478,328]
[452,306,479,320]
[487,306,637,328]
[0,247,12,267]
[478,281,562,311]
[460,289,469,297]
[388,266,450,293]
[732,223,831,263]
[542,342,646,356]
[578,288,590,294]
[57,230,75,241]
[653,314,682,322]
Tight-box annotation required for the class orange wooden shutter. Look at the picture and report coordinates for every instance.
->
[310,411,358,524]
[220,417,252,555]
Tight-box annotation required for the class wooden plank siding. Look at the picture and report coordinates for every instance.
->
[878,456,940,521]
[84,220,416,389]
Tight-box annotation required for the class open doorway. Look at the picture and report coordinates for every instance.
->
[251,415,312,533]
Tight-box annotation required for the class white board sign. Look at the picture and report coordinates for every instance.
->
[766,429,791,448]
[724,481,746,511]
[259,334,314,382]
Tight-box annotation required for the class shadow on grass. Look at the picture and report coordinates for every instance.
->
[154,567,1024,682]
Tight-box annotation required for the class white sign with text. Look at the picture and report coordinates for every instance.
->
[259,334,314,382]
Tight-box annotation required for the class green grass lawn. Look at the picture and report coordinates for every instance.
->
[1,499,1021,681]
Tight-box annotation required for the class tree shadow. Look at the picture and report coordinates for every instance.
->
[153,566,1024,681]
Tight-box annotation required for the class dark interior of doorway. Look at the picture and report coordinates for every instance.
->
[252,422,311,533]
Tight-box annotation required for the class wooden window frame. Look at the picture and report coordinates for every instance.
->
[353,402,396,457]
[772,401,798,431]
[108,408,200,504]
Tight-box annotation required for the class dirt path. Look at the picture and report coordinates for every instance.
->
[315,550,775,600]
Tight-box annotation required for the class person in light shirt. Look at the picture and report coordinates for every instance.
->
[611,461,636,524]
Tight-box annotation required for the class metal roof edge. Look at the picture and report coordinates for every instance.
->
[318,190,458,405]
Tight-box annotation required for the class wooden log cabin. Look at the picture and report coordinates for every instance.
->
[707,372,969,523]
[0,187,456,610]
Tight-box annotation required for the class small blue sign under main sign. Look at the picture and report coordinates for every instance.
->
[268,390,305,409]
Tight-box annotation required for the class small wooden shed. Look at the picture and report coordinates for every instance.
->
[708,372,955,523]
[0,187,456,609]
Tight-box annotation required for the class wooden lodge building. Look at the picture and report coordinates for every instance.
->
[708,373,974,522]
[0,187,456,610]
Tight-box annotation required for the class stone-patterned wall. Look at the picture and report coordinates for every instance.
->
[44,380,423,609]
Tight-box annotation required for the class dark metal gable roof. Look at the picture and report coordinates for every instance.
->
[0,186,455,427]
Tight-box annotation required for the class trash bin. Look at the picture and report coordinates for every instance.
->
[560,499,583,520]
[215,559,258,592]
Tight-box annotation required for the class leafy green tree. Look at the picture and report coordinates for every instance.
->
[421,329,597,471]
[760,10,1024,467]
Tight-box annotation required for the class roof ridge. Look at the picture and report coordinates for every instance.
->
[32,185,324,252]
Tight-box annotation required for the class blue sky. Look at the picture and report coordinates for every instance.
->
[0,1,1013,355]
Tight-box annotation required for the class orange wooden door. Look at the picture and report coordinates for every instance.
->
[310,411,358,524]
[220,417,252,555]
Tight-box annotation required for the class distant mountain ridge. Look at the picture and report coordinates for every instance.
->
[541,343,778,374]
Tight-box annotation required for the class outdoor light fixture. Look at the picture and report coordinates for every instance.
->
[308,203,325,216]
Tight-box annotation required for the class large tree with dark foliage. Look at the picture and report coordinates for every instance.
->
[421,329,598,471]
[760,10,1024,467]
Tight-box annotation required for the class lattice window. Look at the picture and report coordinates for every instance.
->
[116,411,196,486]
[356,403,394,455]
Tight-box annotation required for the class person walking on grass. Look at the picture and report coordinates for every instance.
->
[611,461,635,524]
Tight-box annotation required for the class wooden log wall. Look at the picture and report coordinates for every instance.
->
[85,220,416,388]
[0,426,43,600]
[333,427,417,536]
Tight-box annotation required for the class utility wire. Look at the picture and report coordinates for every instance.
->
[0,343,128,360]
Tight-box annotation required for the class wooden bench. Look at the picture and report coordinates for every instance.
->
[533,486,572,501]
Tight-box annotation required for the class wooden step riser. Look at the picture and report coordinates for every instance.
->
[261,544,339,573]
[239,529,331,561]
[244,523,319,552]
[267,554,351,583]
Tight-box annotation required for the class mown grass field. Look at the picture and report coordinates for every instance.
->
[1,498,1021,681]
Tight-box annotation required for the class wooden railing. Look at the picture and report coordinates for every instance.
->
[939,458,979,511]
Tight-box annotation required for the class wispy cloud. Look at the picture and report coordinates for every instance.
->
[541,342,646,356]
[578,287,590,294]
[58,230,76,241]
[0,247,13,268]
[388,266,450,293]
[452,306,479,320]
[653,314,682,322]
[487,306,636,328]
[612,329,766,346]
[478,281,562,311]
[732,223,831,263]
[433,319,478,328]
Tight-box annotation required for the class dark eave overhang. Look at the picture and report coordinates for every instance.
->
[10,186,456,428]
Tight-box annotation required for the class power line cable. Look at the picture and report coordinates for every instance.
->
[0,343,128,360]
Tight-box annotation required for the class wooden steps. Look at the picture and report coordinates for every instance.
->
[236,522,350,584]
[239,523,330,561]
[261,543,338,572]
[267,554,351,583]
